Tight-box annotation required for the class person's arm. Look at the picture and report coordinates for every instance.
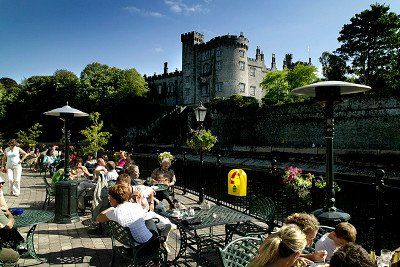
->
[19,148,28,164]
[148,191,155,211]
[4,209,15,229]
[169,173,176,186]
[1,151,7,169]
[96,207,114,223]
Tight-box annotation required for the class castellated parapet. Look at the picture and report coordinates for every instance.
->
[147,31,280,106]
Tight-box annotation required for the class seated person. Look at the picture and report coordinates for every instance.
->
[330,242,376,267]
[116,174,175,254]
[151,174,175,210]
[315,222,357,261]
[0,177,8,210]
[285,213,327,263]
[104,161,118,182]
[124,164,141,185]
[0,207,25,259]
[70,158,92,180]
[248,224,307,267]
[96,184,160,255]
[151,158,176,187]
[84,153,97,173]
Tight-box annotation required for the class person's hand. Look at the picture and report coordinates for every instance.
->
[294,257,312,267]
[313,250,328,262]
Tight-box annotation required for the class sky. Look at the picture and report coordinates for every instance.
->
[1,0,399,83]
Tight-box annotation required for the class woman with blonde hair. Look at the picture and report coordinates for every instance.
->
[249,224,307,267]
[285,212,327,262]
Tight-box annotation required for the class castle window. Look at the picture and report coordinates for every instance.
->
[158,85,162,94]
[202,51,210,60]
[216,61,222,71]
[250,67,256,76]
[203,63,211,74]
[239,61,245,70]
[238,83,246,93]
[250,86,256,96]
[216,82,223,92]
[201,83,209,96]
[168,82,174,94]
[239,50,245,57]
[216,48,222,57]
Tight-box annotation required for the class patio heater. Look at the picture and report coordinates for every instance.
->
[291,81,370,225]
[44,103,88,223]
[193,102,207,204]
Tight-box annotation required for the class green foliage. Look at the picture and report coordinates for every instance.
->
[261,64,318,106]
[319,51,348,81]
[186,129,217,152]
[210,95,259,111]
[80,112,112,156]
[336,3,400,93]
[16,123,43,147]
[80,62,149,104]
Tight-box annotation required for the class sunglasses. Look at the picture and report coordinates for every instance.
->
[0,182,5,185]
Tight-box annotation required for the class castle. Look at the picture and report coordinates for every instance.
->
[146,31,308,106]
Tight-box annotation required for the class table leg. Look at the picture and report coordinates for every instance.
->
[167,223,188,266]
[24,224,46,262]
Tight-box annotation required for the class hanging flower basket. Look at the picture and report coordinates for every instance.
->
[186,129,217,152]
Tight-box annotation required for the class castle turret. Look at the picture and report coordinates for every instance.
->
[256,46,261,61]
[163,62,168,74]
[271,53,277,70]
[260,51,264,62]
[283,53,293,69]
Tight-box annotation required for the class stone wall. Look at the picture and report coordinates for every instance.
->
[210,96,400,150]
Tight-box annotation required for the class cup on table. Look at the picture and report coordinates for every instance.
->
[379,249,393,267]
[188,208,195,216]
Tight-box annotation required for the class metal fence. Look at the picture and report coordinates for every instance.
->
[132,151,400,251]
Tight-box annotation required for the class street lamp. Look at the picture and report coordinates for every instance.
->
[292,81,370,225]
[44,103,88,223]
[193,102,207,130]
[193,102,207,203]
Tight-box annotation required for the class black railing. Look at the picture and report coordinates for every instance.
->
[132,151,400,251]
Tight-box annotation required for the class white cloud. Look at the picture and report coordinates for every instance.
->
[154,46,164,53]
[164,0,209,15]
[123,6,164,18]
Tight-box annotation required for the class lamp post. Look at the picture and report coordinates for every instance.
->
[292,81,370,225]
[193,102,207,204]
[44,103,88,223]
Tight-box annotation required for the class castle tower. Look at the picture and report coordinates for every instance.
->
[181,31,204,104]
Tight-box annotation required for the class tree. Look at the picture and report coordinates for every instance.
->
[336,3,400,92]
[80,62,149,104]
[261,64,318,106]
[80,112,112,157]
[0,77,18,91]
[16,123,43,147]
[53,70,80,104]
[319,51,348,81]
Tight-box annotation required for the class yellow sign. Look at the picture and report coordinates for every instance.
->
[227,169,247,196]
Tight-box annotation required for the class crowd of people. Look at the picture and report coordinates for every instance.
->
[249,212,376,267]
[0,140,393,266]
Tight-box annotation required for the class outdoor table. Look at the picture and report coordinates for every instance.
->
[14,208,55,262]
[151,183,169,192]
[162,205,253,265]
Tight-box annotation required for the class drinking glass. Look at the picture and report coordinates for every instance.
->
[378,249,393,267]
[188,208,195,216]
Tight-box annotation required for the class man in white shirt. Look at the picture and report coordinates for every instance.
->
[104,161,118,182]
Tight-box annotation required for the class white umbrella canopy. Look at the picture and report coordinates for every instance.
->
[291,81,371,97]
[43,104,88,117]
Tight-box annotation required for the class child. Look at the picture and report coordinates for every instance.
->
[315,222,357,261]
